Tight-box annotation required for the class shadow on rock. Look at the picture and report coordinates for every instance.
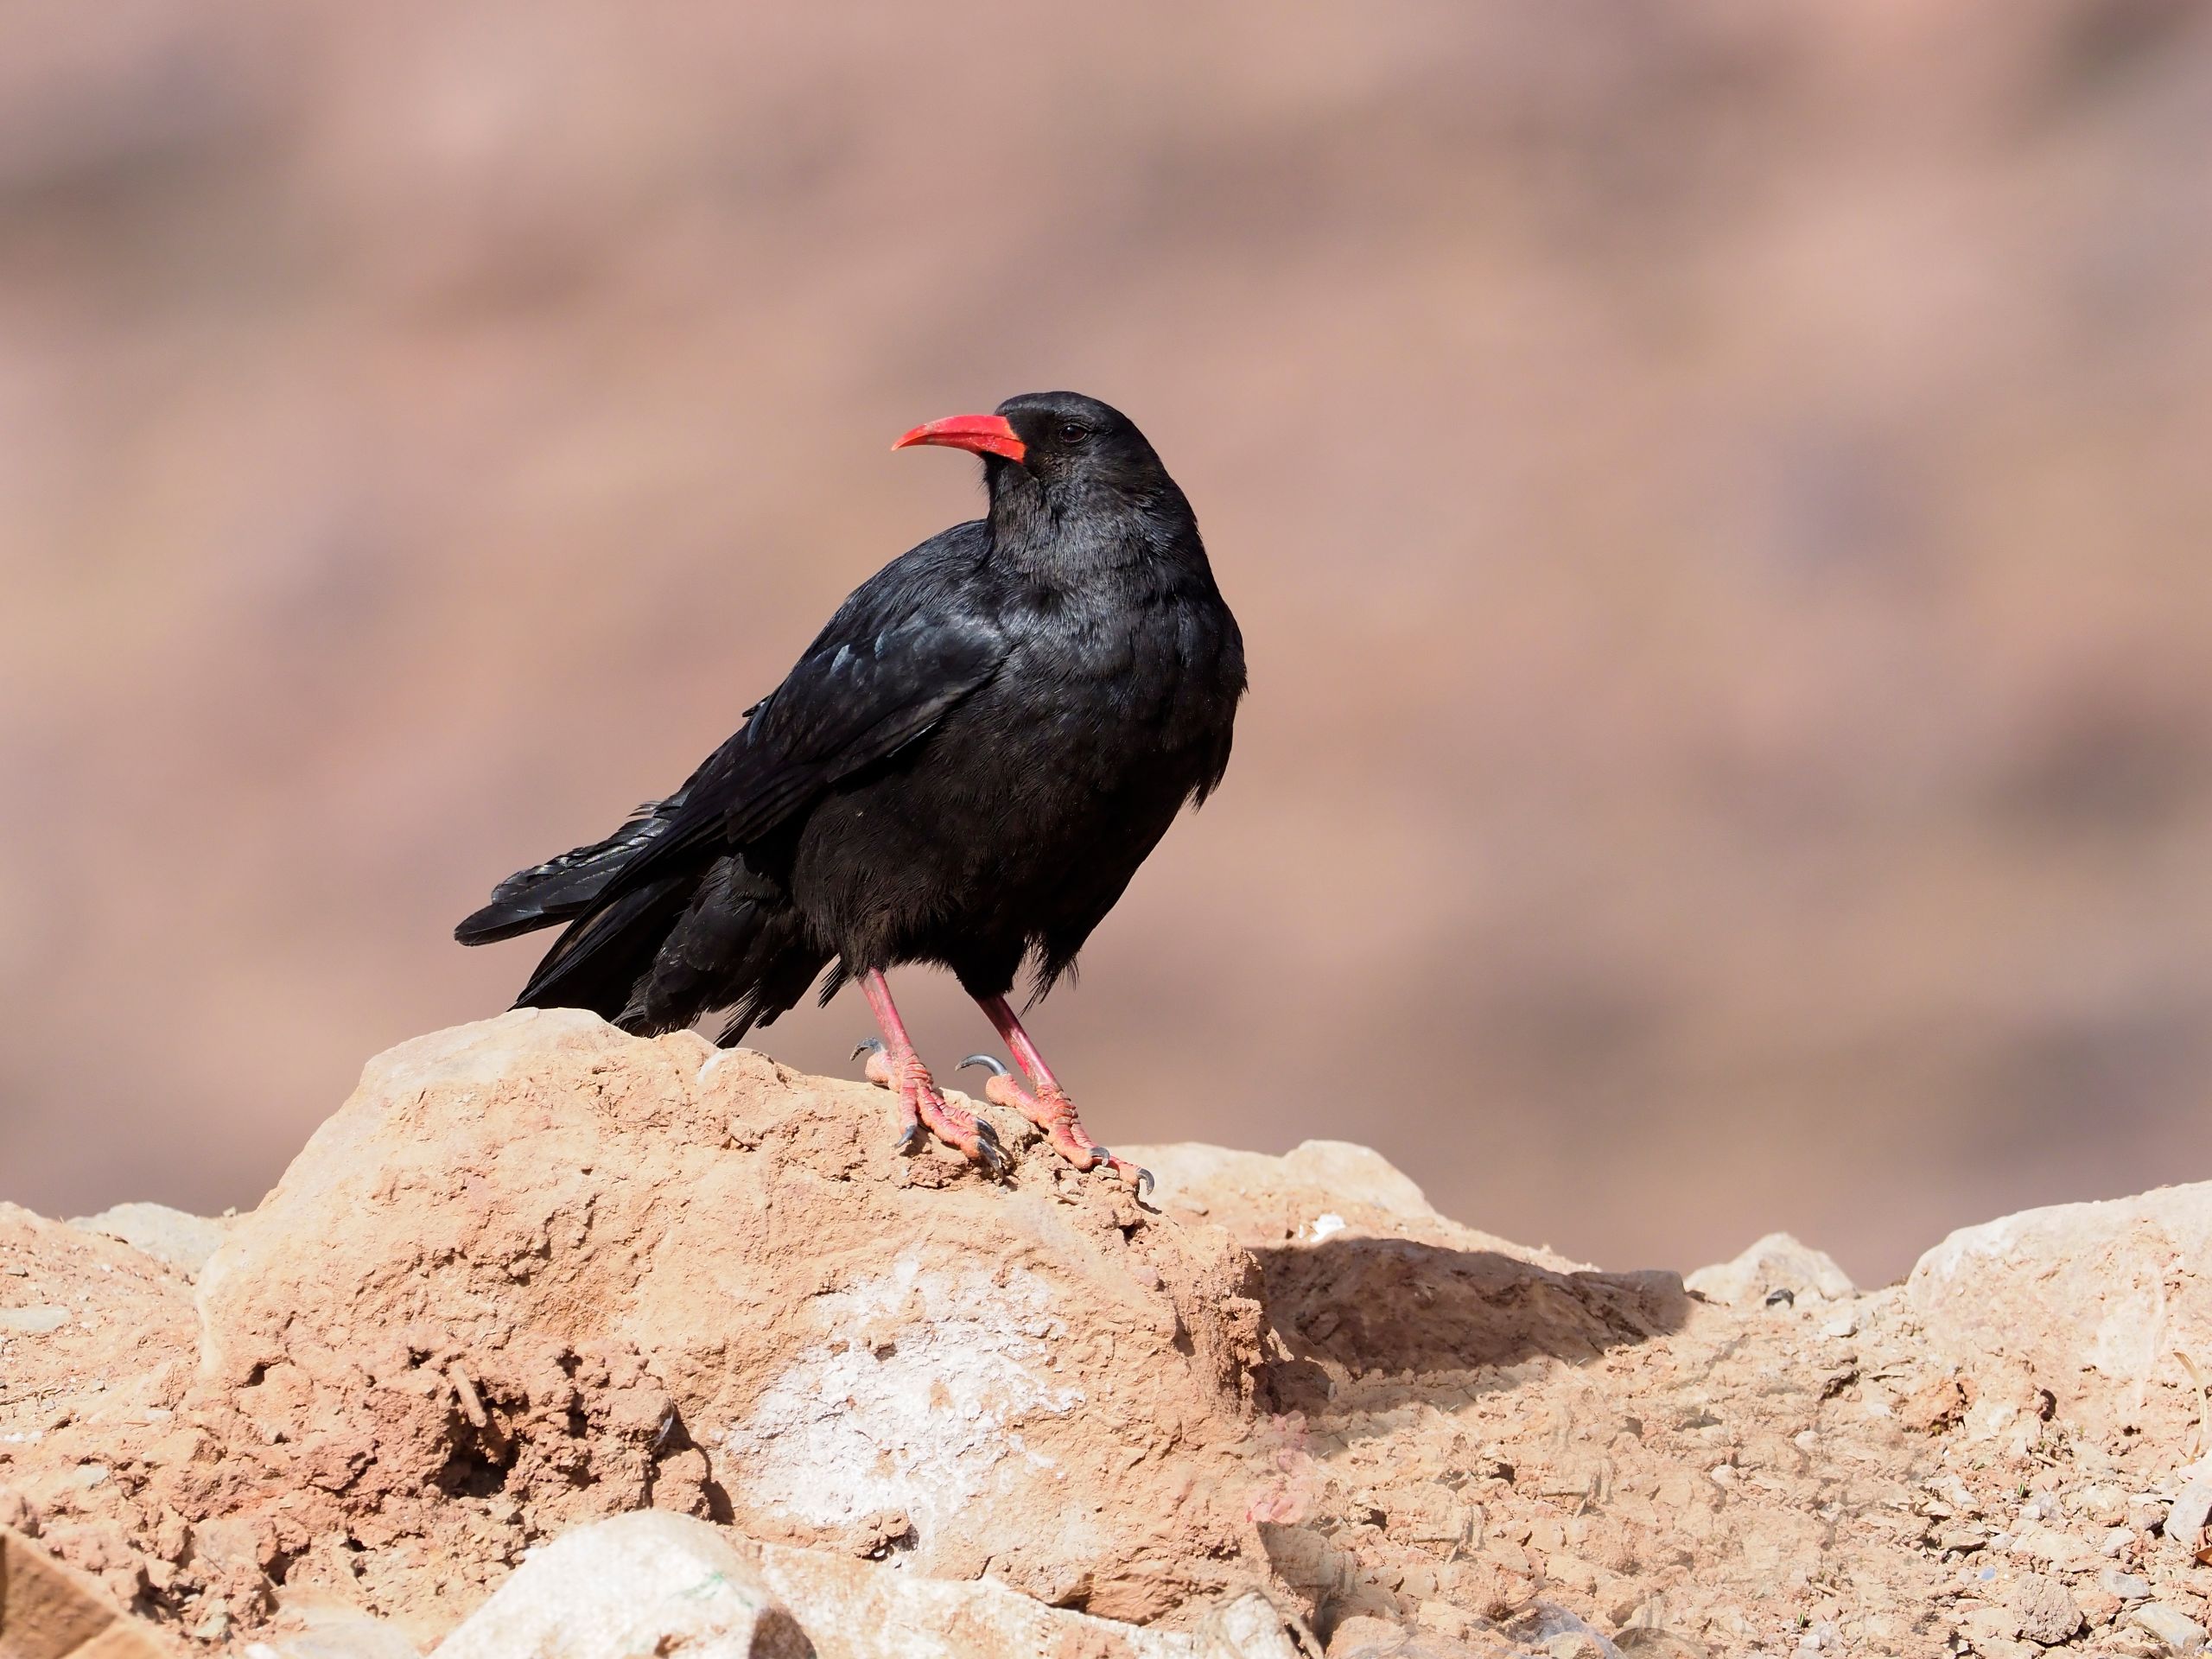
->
[1251,1236,1689,1415]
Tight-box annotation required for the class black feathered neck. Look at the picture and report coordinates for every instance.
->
[981,454,1203,586]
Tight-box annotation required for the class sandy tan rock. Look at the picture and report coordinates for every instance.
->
[433,1511,806,1659]
[1126,1139,1688,1404]
[193,1011,1268,1624]
[278,1516,1316,1659]
[1132,1143,1439,1231]
[1907,1181,2212,1442]
[1682,1233,1853,1307]
[250,1602,425,1659]
[0,1523,175,1658]
[22,1020,2212,1656]
[755,1537,1309,1657]
[67,1205,232,1279]
[2131,1601,2210,1656]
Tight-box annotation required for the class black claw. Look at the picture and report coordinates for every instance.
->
[973,1120,1012,1179]
[958,1053,1010,1077]
[852,1037,887,1061]
[1135,1166,1155,1201]
[893,1122,928,1157]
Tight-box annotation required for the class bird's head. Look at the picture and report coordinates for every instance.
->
[893,391,1166,505]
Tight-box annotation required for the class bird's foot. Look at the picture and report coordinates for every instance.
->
[853,1039,1009,1178]
[959,1055,1152,1198]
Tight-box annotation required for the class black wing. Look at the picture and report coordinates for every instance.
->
[584,523,1007,894]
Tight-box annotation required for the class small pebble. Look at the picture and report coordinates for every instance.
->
[2007,1574,2083,1644]
[2104,1526,2138,1556]
[1821,1313,1858,1338]
[2101,1568,2152,1602]
[0,1306,70,1335]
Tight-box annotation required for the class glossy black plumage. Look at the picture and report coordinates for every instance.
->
[457,391,1245,1046]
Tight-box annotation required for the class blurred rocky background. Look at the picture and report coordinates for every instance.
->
[3,0,2208,1284]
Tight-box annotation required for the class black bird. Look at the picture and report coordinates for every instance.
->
[456,391,1245,1187]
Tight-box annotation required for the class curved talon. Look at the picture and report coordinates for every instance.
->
[958,1053,1010,1077]
[972,1120,1012,1179]
[1094,1150,1153,1197]
[893,1122,928,1157]
[852,1037,887,1061]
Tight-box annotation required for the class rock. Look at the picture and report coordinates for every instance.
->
[0,1304,72,1334]
[33,1006,2212,1657]
[1908,1183,2212,1440]
[1500,1604,1622,1658]
[2130,1603,2209,1656]
[432,1515,1310,1659]
[1128,1141,1440,1228]
[435,1511,807,1659]
[1684,1235,1853,1307]
[1126,1140,1687,1398]
[194,1011,1268,1623]
[0,1522,171,1659]
[1319,1611,1523,1659]
[254,1603,425,1659]
[0,1489,41,1536]
[757,1538,1308,1657]
[1611,1632,1710,1658]
[2010,1523,2102,1573]
[67,1204,231,1277]
[1326,1614,1411,1655]
[2166,1481,2212,1548]
[1957,1602,2022,1648]
[2078,1586,2124,1629]
[2005,1573,2082,1644]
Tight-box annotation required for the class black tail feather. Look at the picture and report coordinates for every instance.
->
[511,874,694,1021]
[455,795,683,946]
[623,856,829,1039]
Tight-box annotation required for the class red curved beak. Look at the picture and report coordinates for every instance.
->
[893,413,1026,464]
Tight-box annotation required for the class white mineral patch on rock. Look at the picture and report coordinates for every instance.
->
[721,1258,1081,1539]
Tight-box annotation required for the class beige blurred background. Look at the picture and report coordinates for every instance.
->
[4,0,2209,1286]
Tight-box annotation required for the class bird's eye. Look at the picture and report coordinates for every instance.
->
[1058,421,1090,443]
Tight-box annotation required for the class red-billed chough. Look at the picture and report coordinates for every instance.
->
[456,391,1246,1190]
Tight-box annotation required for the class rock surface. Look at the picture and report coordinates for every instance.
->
[434,1511,807,1659]
[5,1013,2212,1657]
[68,1205,233,1280]
[1681,1233,1854,1308]
[1908,1183,2212,1444]
[0,1522,172,1658]
[753,1535,1308,1659]
[191,1009,1266,1624]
